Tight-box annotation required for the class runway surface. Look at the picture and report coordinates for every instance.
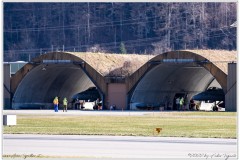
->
[3,134,237,159]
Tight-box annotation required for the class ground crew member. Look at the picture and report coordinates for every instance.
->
[180,97,184,111]
[53,97,59,112]
[63,97,68,112]
[189,99,195,110]
[176,97,180,110]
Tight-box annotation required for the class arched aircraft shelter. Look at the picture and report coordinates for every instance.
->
[10,50,236,111]
[11,52,150,109]
[11,52,106,109]
[127,50,236,110]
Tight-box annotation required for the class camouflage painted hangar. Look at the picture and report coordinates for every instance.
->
[4,50,237,111]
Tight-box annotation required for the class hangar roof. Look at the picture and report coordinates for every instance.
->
[66,50,236,76]
[184,50,237,74]
[66,52,154,76]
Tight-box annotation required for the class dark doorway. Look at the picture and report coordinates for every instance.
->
[71,87,101,110]
[173,93,186,110]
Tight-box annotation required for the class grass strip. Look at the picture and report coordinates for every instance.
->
[3,113,236,138]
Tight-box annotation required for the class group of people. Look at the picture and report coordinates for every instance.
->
[53,97,68,112]
[175,97,185,110]
[74,99,85,110]
[175,97,196,111]
[53,97,102,112]
[53,96,196,112]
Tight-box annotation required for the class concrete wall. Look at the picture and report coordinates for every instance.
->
[225,63,236,111]
[4,64,11,109]
[107,83,127,110]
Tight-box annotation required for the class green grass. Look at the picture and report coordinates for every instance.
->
[3,112,237,138]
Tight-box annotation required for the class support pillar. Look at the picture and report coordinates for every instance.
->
[225,63,236,111]
[4,64,11,109]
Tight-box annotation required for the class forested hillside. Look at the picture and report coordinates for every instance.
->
[4,2,237,61]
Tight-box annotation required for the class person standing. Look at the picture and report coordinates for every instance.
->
[189,99,195,110]
[75,98,79,110]
[110,105,113,110]
[180,97,184,111]
[63,97,68,112]
[176,97,180,110]
[53,97,59,112]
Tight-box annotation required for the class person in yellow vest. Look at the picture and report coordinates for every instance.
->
[53,97,59,112]
[63,97,68,112]
[180,97,184,111]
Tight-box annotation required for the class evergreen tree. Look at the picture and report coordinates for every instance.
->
[120,42,127,54]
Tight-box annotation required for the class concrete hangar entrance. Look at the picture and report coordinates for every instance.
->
[9,50,236,111]
[11,52,105,109]
[10,52,150,110]
[128,50,236,111]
